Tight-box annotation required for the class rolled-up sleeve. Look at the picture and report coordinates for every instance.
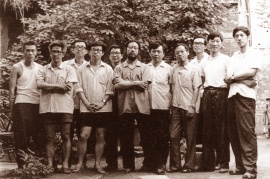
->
[106,67,114,95]
[66,66,78,84]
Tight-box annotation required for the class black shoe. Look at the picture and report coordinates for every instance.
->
[139,166,154,172]
[156,168,165,175]
[104,165,118,171]
[167,167,179,173]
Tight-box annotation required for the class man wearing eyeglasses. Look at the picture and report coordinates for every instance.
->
[104,45,123,172]
[147,41,172,175]
[113,40,153,173]
[37,40,78,174]
[74,41,114,174]
[190,36,208,146]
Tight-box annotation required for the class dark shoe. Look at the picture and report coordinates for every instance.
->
[95,166,106,174]
[182,167,193,173]
[62,168,71,174]
[156,168,165,175]
[229,169,245,175]
[167,167,179,173]
[219,168,229,173]
[104,165,118,171]
[72,165,84,173]
[242,172,257,179]
[139,166,153,172]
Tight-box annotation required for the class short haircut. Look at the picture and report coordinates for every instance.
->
[175,43,189,52]
[108,45,123,54]
[192,35,207,45]
[148,41,165,52]
[48,40,66,52]
[23,41,36,50]
[72,40,87,47]
[88,41,106,52]
[207,32,223,42]
[125,40,141,51]
[232,26,250,37]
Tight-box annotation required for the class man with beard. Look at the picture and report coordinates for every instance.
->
[104,45,123,171]
[74,41,114,174]
[113,40,153,173]
[147,41,172,175]
[168,43,201,173]
[9,41,45,169]
[224,26,261,179]
[37,40,78,174]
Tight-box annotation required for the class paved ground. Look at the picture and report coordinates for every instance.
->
[1,135,270,179]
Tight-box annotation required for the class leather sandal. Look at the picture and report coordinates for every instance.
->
[242,172,257,179]
[62,168,71,174]
[72,165,84,173]
[229,169,245,175]
[182,168,193,173]
[95,166,106,174]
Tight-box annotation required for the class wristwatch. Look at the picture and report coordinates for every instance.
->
[102,99,106,104]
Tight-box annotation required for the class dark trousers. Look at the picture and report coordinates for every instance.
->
[201,88,230,171]
[170,107,197,170]
[105,112,119,167]
[228,93,257,174]
[119,113,154,170]
[70,109,82,140]
[150,109,170,169]
[13,103,45,168]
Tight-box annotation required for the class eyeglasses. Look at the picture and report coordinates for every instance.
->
[51,50,63,54]
[150,50,163,54]
[75,46,86,50]
[110,51,122,55]
[193,42,204,46]
[91,48,103,53]
[127,46,139,50]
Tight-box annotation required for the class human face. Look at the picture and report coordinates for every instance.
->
[150,46,164,63]
[234,31,249,48]
[89,46,104,60]
[127,42,139,61]
[50,46,64,63]
[73,42,87,57]
[175,45,189,63]
[109,48,122,64]
[193,38,205,54]
[24,45,37,62]
[207,37,222,53]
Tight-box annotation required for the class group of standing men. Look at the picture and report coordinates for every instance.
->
[9,26,260,179]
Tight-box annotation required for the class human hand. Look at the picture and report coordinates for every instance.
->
[134,81,149,90]
[239,79,257,88]
[187,107,195,118]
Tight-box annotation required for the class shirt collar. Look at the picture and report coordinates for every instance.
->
[122,59,142,67]
[148,60,165,68]
[48,62,64,69]
[86,60,106,67]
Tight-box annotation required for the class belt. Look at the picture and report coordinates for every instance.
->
[204,86,228,91]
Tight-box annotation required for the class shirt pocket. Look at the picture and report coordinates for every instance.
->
[179,75,191,88]
[99,74,107,85]
[58,71,67,84]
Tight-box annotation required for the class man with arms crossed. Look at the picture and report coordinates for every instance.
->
[113,40,153,173]
[9,41,44,169]
[37,40,78,174]
[147,41,172,175]
[225,26,261,179]
[74,41,114,174]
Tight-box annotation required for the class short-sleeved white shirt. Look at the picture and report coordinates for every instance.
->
[227,48,262,100]
[201,53,230,88]
[148,61,172,110]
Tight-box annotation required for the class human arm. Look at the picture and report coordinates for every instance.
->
[8,64,20,117]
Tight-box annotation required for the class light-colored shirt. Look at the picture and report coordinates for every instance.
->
[114,60,151,115]
[37,63,78,114]
[201,53,230,88]
[63,59,87,109]
[227,48,262,100]
[190,53,208,113]
[148,61,172,110]
[171,63,202,111]
[76,61,114,113]
[15,61,41,104]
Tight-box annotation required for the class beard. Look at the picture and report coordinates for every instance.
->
[127,52,138,61]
